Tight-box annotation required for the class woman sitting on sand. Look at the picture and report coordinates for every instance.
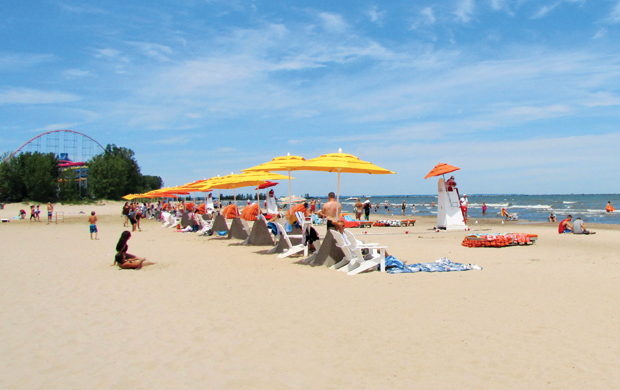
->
[113,231,148,269]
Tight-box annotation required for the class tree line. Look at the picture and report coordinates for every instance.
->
[0,144,162,203]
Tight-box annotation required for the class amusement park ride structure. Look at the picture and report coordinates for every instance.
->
[5,129,105,163]
[4,130,106,197]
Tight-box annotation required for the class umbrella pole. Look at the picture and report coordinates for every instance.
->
[288,170,292,200]
[336,170,341,205]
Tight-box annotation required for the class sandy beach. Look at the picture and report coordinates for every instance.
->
[1,201,619,389]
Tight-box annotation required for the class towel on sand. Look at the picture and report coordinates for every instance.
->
[386,256,482,274]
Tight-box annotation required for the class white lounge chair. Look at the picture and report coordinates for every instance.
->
[329,230,361,270]
[196,215,213,235]
[275,222,311,258]
[167,213,181,229]
[342,229,387,275]
[160,211,171,228]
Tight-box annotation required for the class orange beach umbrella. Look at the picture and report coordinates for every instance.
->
[424,163,460,179]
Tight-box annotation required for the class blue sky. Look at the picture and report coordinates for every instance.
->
[1,0,620,196]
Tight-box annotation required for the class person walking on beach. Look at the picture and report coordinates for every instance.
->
[89,211,98,240]
[310,198,316,214]
[128,206,138,232]
[35,205,41,221]
[122,202,130,226]
[460,194,468,218]
[46,202,54,224]
[318,192,343,233]
[402,201,407,216]
[363,198,371,221]
[29,205,36,221]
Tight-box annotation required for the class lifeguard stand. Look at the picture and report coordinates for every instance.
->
[436,177,467,230]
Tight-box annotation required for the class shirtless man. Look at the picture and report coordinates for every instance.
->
[318,192,343,233]
[89,211,99,240]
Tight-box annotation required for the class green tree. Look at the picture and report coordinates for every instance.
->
[140,175,163,193]
[87,144,142,200]
[0,152,59,202]
[58,168,80,201]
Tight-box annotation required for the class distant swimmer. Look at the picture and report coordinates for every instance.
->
[606,201,614,212]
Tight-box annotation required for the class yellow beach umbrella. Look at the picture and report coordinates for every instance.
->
[232,171,293,209]
[241,153,306,200]
[300,149,395,203]
[122,194,140,200]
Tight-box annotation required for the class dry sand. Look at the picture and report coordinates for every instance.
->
[1,201,619,389]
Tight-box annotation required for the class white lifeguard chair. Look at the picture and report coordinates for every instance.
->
[436,178,467,230]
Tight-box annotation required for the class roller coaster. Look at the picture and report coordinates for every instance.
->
[4,129,105,163]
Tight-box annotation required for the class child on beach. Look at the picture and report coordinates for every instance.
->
[46,202,53,224]
[89,211,98,240]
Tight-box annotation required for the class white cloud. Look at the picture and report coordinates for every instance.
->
[368,6,386,24]
[583,92,620,107]
[56,1,107,14]
[0,88,80,105]
[532,4,556,19]
[593,28,608,39]
[126,42,173,62]
[0,53,55,71]
[490,0,503,10]
[455,0,475,23]
[318,12,348,33]
[63,68,91,79]
[149,137,192,145]
[185,113,201,119]
[94,48,121,59]
[420,7,436,24]
[608,1,620,23]
[35,123,80,132]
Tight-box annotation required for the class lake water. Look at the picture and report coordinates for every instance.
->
[314,194,620,225]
